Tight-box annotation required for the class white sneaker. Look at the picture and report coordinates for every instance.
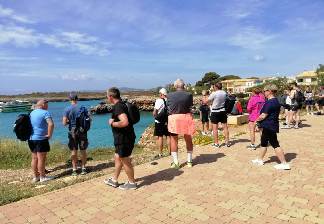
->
[32,176,40,183]
[40,176,55,183]
[274,163,290,170]
[251,159,264,166]
[202,132,207,136]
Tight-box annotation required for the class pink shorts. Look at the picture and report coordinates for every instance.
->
[168,114,195,136]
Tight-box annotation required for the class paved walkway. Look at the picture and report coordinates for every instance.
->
[1,115,324,224]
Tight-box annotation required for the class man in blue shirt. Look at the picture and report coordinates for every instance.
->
[252,84,291,170]
[62,93,89,176]
[28,99,55,182]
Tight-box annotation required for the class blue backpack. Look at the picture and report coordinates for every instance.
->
[76,106,91,133]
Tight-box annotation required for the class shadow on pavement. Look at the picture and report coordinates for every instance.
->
[192,153,226,165]
[136,168,184,187]
[230,138,251,145]
[264,153,297,164]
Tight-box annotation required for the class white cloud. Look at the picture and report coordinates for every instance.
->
[0,24,109,56]
[224,0,265,19]
[253,55,265,62]
[0,4,34,24]
[60,74,95,81]
[229,27,275,50]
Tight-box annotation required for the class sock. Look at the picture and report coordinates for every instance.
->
[171,152,179,164]
[187,152,192,163]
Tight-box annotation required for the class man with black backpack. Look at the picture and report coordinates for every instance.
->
[104,87,137,190]
[62,92,90,176]
[153,88,170,158]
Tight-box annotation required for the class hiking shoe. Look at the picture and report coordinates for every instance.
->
[211,143,221,148]
[247,144,256,150]
[187,162,193,168]
[81,168,87,175]
[104,177,119,188]
[251,159,264,166]
[40,176,54,183]
[32,176,40,183]
[119,182,137,190]
[71,170,78,176]
[274,163,291,170]
[170,162,180,169]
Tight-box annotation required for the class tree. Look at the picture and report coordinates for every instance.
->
[316,64,324,87]
[218,75,241,81]
[247,77,291,95]
[196,72,220,86]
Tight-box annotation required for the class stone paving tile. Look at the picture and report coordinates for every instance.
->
[1,115,324,223]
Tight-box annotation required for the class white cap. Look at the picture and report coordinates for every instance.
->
[159,88,168,96]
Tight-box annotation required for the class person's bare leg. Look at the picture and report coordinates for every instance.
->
[295,110,300,126]
[222,123,229,144]
[206,122,210,133]
[170,135,178,152]
[167,136,171,155]
[120,157,135,183]
[31,152,38,178]
[258,147,267,161]
[80,150,87,168]
[113,154,123,181]
[212,123,219,144]
[71,149,78,171]
[249,122,256,145]
[157,136,163,155]
[184,134,193,151]
[37,152,47,177]
[274,147,287,164]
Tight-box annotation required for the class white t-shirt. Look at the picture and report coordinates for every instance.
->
[154,98,166,123]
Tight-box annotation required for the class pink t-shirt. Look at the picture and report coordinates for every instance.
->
[247,94,265,122]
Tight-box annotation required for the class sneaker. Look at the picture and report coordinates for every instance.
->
[294,125,299,129]
[170,162,180,169]
[187,162,193,168]
[283,122,287,126]
[202,132,207,136]
[32,176,40,183]
[81,168,87,175]
[118,182,137,190]
[225,142,231,148]
[104,177,119,188]
[281,125,291,129]
[247,144,256,150]
[211,143,221,148]
[71,170,78,176]
[39,176,54,183]
[274,163,291,170]
[251,159,264,166]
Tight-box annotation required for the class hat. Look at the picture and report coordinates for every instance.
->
[69,92,78,100]
[159,88,168,96]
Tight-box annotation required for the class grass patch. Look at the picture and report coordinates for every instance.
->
[0,138,153,206]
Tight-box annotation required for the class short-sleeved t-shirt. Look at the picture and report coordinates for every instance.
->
[208,90,226,112]
[154,98,167,123]
[30,109,52,140]
[111,101,136,145]
[167,90,193,115]
[259,97,281,133]
[63,104,80,130]
[199,104,210,114]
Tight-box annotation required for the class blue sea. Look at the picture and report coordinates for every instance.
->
[0,100,154,149]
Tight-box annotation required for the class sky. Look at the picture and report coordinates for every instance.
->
[0,0,323,94]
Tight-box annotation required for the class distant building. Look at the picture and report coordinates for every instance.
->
[221,78,262,93]
[296,70,318,86]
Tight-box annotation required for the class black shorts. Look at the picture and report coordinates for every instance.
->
[317,99,324,106]
[291,104,302,111]
[210,111,227,124]
[305,100,314,106]
[201,112,209,123]
[260,128,280,149]
[154,122,170,137]
[283,104,291,111]
[28,139,50,153]
[68,131,88,150]
[115,144,134,158]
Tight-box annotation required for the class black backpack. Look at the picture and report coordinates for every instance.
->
[295,90,305,104]
[224,95,236,114]
[75,106,91,133]
[155,99,168,123]
[13,114,33,141]
[124,101,140,125]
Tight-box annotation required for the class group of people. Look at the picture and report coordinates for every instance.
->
[29,78,306,188]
